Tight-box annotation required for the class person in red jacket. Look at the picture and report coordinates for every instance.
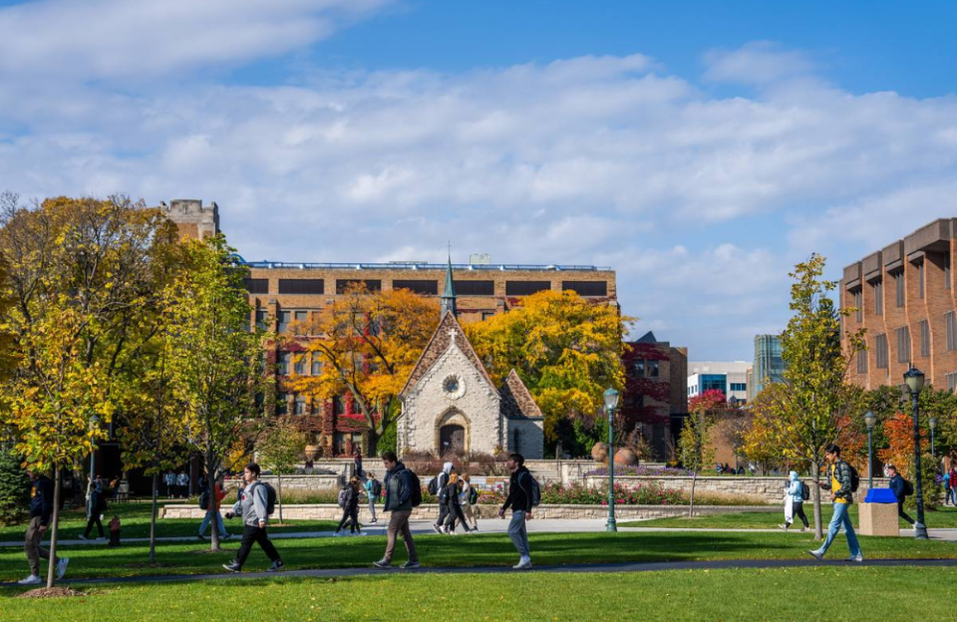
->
[198,475,230,541]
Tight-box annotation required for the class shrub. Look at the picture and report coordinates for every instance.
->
[0,450,29,525]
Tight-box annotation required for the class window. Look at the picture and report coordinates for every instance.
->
[633,360,645,376]
[857,349,868,374]
[244,278,269,294]
[277,352,292,375]
[333,432,347,455]
[854,290,862,322]
[631,394,645,410]
[896,326,911,364]
[874,280,883,315]
[278,310,291,333]
[294,354,307,375]
[293,394,307,415]
[562,281,608,297]
[311,358,323,376]
[278,279,324,295]
[647,360,660,378]
[730,383,747,392]
[895,272,905,307]
[948,312,957,351]
[456,280,495,296]
[481,311,496,321]
[948,372,957,393]
[276,393,288,415]
[918,260,925,299]
[875,334,888,369]
[919,320,930,358]
[701,375,727,394]
[505,281,551,296]
[333,396,346,416]
[392,279,438,295]
[336,279,381,294]
[255,309,269,331]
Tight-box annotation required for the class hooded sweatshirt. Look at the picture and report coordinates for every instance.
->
[787,471,804,503]
[232,480,270,527]
[436,462,453,501]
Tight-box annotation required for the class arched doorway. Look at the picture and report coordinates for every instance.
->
[440,424,465,456]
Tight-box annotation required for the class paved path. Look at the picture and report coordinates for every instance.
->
[4,519,957,547]
[4,557,956,588]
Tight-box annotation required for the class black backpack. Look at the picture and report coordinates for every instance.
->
[252,481,277,515]
[427,475,439,496]
[407,470,422,508]
[849,464,860,493]
[199,490,210,511]
[520,472,541,507]
[902,479,914,496]
[800,481,810,501]
[371,479,382,499]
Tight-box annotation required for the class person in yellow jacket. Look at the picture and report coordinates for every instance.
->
[809,444,862,562]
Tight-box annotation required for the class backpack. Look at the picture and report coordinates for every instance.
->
[251,481,276,516]
[468,486,479,506]
[199,490,210,511]
[427,476,439,496]
[849,464,860,493]
[371,479,382,499]
[338,486,350,508]
[407,470,422,508]
[902,479,914,497]
[800,481,810,501]
[520,471,541,507]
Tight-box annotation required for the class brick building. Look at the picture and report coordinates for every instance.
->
[163,200,617,457]
[841,218,957,391]
[621,331,688,460]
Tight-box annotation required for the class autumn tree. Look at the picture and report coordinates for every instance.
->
[165,234,269,552]
[679,390,727,517]
[742,255,867,540]
[289,285,439,456]
[465,290,631,453]
[257,417,307,523]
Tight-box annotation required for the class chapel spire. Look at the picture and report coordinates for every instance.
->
[440,244,457,317]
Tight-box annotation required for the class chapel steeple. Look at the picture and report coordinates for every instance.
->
[440,246,457,317]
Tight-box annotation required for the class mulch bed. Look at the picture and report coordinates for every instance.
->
[17,586,86,599]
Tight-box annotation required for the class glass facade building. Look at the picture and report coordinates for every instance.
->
[750,334,785,401]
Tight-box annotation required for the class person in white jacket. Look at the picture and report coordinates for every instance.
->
[779,471,809,531]
[459,475,479,532]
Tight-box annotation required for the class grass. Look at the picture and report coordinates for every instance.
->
[1,567,956,621]
[622,504,957,529]
[0,502,339,542]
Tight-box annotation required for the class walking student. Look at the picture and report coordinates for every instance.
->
[176,471,189,499]
[373,451,420,569]
[335,476,364,536]
[809,444,862,562]
[80,475,106,540]
[443,473,468,534]
[779,471,809,531]
[19,469,68,586]
[364,472,381,524]
[222,463,283,573]
[431,461,453,534]
[164,470,176,499]
[499,453,534,569]
[459,474,479,532]
[887,465,916,528]
[948,463,957,506]
[198,475,230,541]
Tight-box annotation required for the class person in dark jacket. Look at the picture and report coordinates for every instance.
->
[887,465,916,527]
[19,470,69,585]
[443,473,468,534]
[373,451,419,569]
[335,476,363,536]
[80,475,106,540]
[499,453,533,569]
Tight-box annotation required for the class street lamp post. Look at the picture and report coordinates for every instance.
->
[903,366,928,540]
[604,388,620,533]
[929,417,937,460]
[864,411,876,490]
[88,415,99,496]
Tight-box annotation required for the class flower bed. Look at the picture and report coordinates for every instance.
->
[584,465,691,477]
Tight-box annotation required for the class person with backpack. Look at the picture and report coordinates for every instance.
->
[176,471,189,499]
[198,475,230,541]
[373,451,420,569]
[222,463,283,573]
[809,444,862,562]
[499,453,536,569]
[779,471,809,531]
[459,474,479,532]
[335,476,364,536]
[430,461,454,534]
[19,469,68,586]
[80,475,106,540]
[887,464,916,528]
[364,472,381,524]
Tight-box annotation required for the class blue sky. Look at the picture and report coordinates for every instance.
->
[0,0,954,362]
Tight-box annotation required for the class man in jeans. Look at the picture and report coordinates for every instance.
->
[198,475,230,541]
[809,444,863,562]
[373,451,420,569]
[499,453,533,570]
[19,469,69,585]
[887,465,916,528]
[222,463,283,573]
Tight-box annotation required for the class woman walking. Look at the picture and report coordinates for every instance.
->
[335,476,363,536]
[459,474,479,532]
[364,472,381,524]
[443,473,468,534]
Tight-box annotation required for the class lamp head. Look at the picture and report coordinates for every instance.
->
[864,411,876,430]
[603,388,620,411]
[930,416,937,431]
[903,366,925,396]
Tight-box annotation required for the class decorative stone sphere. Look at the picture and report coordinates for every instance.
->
[614,448,639,466]
[591,442,609,462]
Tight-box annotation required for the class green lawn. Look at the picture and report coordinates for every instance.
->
[0,503,338,542]
[1,567,956,622]
[622,505,957,529]
[1,527,954,584]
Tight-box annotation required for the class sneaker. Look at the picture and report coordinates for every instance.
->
[372,559,392,569]
[221,533,232,540]
[777,524,788,531]
[513,558,533,570]
[56,558,69,580]
[800,526,808,533]
[807,550,824,561]
[222,562,242,573]
[846,554,864,563]
[432,524,443,535]
[267,560,284,572]
[333,531,342,537]
[400,560,421,569]
[197,534,205,541]
[359,532,369,536]
[17,575,42,586]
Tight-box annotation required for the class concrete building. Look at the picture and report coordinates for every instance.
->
[621,331,688,460]
[841,218,957,391]
[687,361,750,404]
[749,334,785,401]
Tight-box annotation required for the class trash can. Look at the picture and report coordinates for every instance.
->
[859,488,899,536]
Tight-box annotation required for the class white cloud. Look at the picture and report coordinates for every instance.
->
[703,41,815,85]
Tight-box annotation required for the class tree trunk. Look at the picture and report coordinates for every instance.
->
[277,474,284,524]
[46,467,61,589]
[812,460,823,541]
[688,471,697,518]
[366,428,379,458]
[149,473,159,564]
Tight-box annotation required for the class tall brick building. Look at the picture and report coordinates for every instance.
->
[164,200,618,457]
[841,218,957,391]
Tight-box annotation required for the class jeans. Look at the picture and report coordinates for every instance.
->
[235,525,280,568]
[817,502,861,558]
[383,510,417,563]
[368,498,377,522]
[508,510,530,559]
[948,487,956,505]
[25,516,58,576]
[337,508,360,533]
[199,509,227,537]
[434,503,449,527]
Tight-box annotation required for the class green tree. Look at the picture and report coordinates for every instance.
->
[679,390,725,517]
[257,417,307,524]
